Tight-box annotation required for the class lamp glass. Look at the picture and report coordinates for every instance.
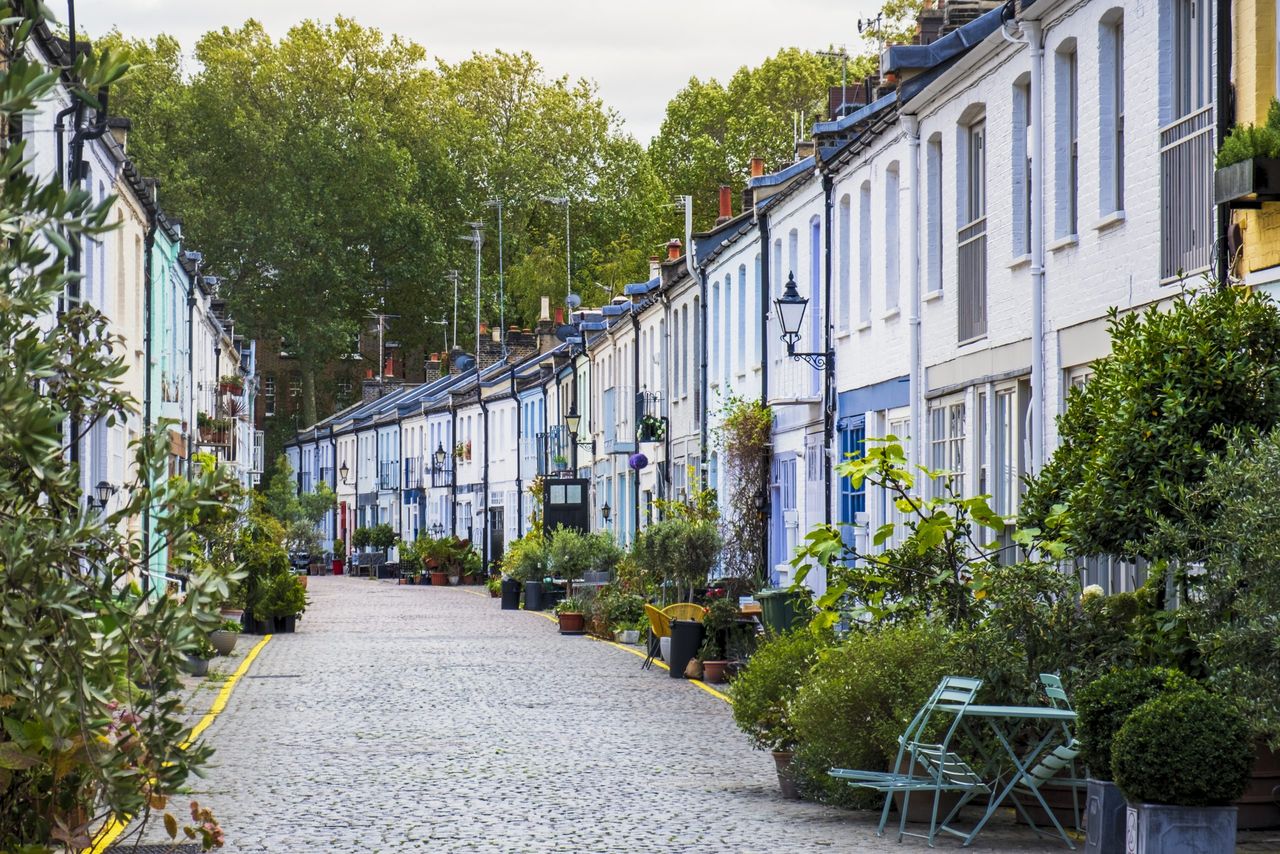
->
[433,443,447,468]
[94,480,113,505]
[775,274,809,340]
[339,461,349,481]
[565,411,581,436]
[601,502,611,521]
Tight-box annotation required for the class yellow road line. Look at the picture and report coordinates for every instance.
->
[88,634,273,854]
[584,635,732,704]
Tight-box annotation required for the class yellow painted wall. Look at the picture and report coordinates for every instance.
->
[1235,0,1280,276]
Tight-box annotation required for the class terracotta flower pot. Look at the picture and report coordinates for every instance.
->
[430,571,448,586]
[461,573,476,585]
[773,751,800,800]
[557,612,586,634]
[702,660,729,684]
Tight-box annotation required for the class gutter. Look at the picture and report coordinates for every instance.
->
[821,173,834,529]
[903,114,924,472]
[756,206,771,577]
[682,198,709,488]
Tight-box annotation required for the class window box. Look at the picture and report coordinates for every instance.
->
[1215,157,1280,206]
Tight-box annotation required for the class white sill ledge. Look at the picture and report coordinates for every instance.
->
[882,308,901,321]
[1009,253,1032,270]
[1048,234,1079,252]
[1094,210,1127,232]
[856,320,872,332]
[923,289,943,303]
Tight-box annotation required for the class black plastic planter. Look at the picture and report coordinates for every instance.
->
[272,615,296,634]
[668,619,705,679]
[500,578,522,610]
[524,581,545,612]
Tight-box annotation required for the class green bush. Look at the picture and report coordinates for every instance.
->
[592,585,646,631]
[254,572,308,619]
[731,629,830,752]
[1113,689,1254,806]
[790,621,954,805]
[548,525,622,583]
[503,530,548,582]
[1075,666,1196,778]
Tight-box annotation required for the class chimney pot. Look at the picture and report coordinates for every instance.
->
[479,322,488,335]
[749,156,766,178]
[717,185,733,224]
[666,238,682,261]
[554,307,564,324]
[491,326,500,342]
[539,296,551,321]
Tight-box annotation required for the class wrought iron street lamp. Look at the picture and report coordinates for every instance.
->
[433,443,448,472]
[773,272,834,370]
[430,522,445,538]
[339,461,350,484]
[601,501,611,523]
[92,480,116,510]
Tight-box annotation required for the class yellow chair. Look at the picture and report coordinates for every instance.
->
[644,603,672,639]
[662,602,707,623]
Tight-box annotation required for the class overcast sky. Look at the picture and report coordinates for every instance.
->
[76,0,879,142]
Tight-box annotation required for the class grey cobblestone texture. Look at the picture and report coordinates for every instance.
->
[121,577,1280,853]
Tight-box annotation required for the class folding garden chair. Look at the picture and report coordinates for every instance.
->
[1011,673,1086,834]
[829,676,990,846]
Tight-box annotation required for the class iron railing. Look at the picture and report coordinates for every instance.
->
[1160,104,1215,281]
[403,457,421,490]
[318,466,333,487]
[378,461,398,490]
[536,426,570,476]
[957,216,987,342]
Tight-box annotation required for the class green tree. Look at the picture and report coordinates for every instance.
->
[1022,286,1280,559]
[264,455,335,555]
[1,6,237,847]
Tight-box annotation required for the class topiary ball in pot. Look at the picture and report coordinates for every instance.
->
[1075,666,1196,779]
[1112,689,1253,807]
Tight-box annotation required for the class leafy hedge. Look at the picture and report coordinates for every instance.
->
[1075,666,1196,777]
[731,629,830,752]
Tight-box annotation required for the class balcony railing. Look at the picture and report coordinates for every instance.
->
[403,457,422,490]
[318,466,333,487]
[957,216,987,342]
[519,437,539,476]
[430,459,453,488]
[602,386,636,455]
[636,391,666,443]
[537,425,570,476]
[378,461,398,490]
[1160,104,1215,282]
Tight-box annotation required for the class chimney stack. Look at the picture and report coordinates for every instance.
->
[107,116,130,152]
[539,296,551,322]
[554,307,565,325]
[717,185,733,224]
[749,156,766,178]
[648,254,662,281]
[666,238,682,260]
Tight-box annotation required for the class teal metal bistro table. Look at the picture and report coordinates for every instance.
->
[932,703,1080,849]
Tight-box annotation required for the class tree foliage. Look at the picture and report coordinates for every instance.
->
[1,6,237,847]
[1022,286,1280,559]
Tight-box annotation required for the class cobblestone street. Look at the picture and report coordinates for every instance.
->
[126,575,1096,854]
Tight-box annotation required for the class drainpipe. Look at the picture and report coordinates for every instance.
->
[681,198,708,489]
[142,198,156,595]
[660,290,672,503]
[822,173,834,530]
[478,374,490,573]
[449,404,457,537]
[903,114,924,472]
[632,306,642,539]
[1215,0,1233,284]
[756,209,771,580]
[1026,19,1046,471]
[511,365,522,537]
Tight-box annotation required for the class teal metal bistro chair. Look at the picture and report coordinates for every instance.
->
[1011,673,1086,835]
[829,675,990,846]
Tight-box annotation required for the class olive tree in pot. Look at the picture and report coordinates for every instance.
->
[1075,667,1197,854]
[1113,688,1253,852]
[730,629,829,798]
[697,597,746,684]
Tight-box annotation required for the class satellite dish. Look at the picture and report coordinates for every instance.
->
[554,324,579,343]
[565,292,582,310]
[453,353,476,372]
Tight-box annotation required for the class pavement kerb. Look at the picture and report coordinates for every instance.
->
[87,634,273,854]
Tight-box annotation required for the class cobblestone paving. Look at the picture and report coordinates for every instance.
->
[125,576,1273,853]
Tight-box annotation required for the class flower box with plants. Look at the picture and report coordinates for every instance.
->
[218,374,245,395]
[453,441,471,462]
[638,413,666,442]
[1215,99,1280,205]
[196,412,230,443]
[209,619,242,656]
[553,596,587,635]
[551,453,568,471]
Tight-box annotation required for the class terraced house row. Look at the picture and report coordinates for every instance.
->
[287,0,1279,593]
[20,23,261,589]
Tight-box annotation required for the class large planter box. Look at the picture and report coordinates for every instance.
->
[1085,779,1126,854]
[1124,802,1236,853]
[1237,739,1280,830]
[1215,156,1280,205]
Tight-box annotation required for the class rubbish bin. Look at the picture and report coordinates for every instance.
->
[757,588,806,635]
[500,577,522,610]
[524,581,545,612]
[668,619,705,679]
[544,585,566,610]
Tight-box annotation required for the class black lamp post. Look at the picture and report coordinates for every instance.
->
[565,409,581,471]
[92,480,116,510]
[601,501,611,525]
[433,442,447,472]
[339,460,350,484]
[774,272,834,370]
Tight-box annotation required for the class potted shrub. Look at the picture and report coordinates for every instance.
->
[554,596,586,635]
[184,637,217,677]
[731,629,828,799]
[1112,688,1253,852]
[552,453,568,472]
[460,545,481,584]
[638,413,666,442]
[331,538,346,575]
[505,530,549,610]
[1076,667,1196,854]
[1215,100,1280,205]
[255,570,307,633]
[486,576,502,598]
[697,597,741,684]
[209,619,241,656]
